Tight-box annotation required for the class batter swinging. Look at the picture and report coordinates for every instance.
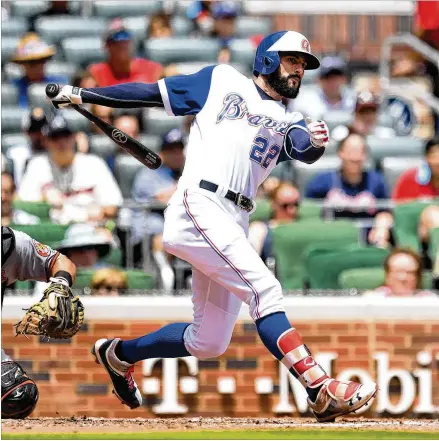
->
[48,31,377,422]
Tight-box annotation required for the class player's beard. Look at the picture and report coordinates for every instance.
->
[267,68,301,99]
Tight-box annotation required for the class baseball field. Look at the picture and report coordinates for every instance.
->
[2,417,439,440]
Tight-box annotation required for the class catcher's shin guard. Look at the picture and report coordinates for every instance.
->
[1,361,39,419]
[92,338,142,409]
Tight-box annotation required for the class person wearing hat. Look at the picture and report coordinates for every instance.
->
[88,18,163,88]
[6,107,47,185]
[291,55,356,121]
[331,90,395,142]
[18,113,123,225]
[55,224,112,269]
[10,33,68,108]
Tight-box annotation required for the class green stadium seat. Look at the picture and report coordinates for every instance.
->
[12,201,51,219]
[103,248,123,267]
[324,110,353,133]
[1,37,20,64]
[235,16,272,38]
[9,223,70,248]
[250,199,271,222]
[229,38,255,70]
[114,155,144,199]
[73,269,94,289]
[429,227,439,263]
[366,135,424,167]
[1,18,28,37]
[35,16,106,45]
[305,245,389,289]
[2,134,30,153]
[338,267,384,290]
[250,198,321,223]
[393,201,432,252]
[143,108,184,136]
[272,219,358,289]
[89,135,118,160]
[382,157,423,194]
[1,107,27,133]
[93,0,163,17]
[145,37,219,64]
[14,280,34,290]
[61,37,106,66]
[138,134,162,153]
[73,268,154,290]
[11,1,49,17]
[1,84,19,106]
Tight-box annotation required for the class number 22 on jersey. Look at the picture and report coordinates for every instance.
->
[249,135,281,169]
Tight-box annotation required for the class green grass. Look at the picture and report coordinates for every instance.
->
[3,430,439,440]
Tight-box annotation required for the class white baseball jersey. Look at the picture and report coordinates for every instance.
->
[158,64,312,201]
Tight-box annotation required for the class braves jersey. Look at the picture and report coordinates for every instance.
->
[158,64,319,200]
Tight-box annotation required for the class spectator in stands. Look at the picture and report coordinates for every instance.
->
[10,33,68,108]
[6,107,47,185]
[249,183,300,262]
[187,0,214,36]
[18,113,123,225]
[56,224,112,269]
[363,248,436,297]
[29,1,72,32]
[331,91,394,142]
[72,70,97,90]
[147,12,173,39]
[89,19,163,87]
[305,133,393,247]
[131,128,185,257]
[393,136,439,202]
[290,56,356,121]
[90,104,114,135]
[114,113,140,141]
[1,172,40,226]
[91,268,128,296]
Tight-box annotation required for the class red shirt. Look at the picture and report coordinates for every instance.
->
[89,58,162,87]
[392,167,439,202]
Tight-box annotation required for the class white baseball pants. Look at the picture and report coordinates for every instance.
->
[162,188,284,359]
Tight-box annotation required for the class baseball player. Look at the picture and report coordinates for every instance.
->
[1,226,83,418]
[48,31,377,422]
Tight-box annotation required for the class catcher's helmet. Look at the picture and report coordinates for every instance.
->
[253,31,320,77]
[1,361,39,419]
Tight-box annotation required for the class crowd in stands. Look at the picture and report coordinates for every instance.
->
[1,0,438,296]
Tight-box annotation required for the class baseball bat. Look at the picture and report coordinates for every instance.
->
[45,83,161,170]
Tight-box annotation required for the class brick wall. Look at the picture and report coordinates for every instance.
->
[2,319,438,418]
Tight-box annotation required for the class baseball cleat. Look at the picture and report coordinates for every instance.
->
[308,378,377,422]
[91,338,142,409]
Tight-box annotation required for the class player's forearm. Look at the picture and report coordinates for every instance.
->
[50,254,76,285]
[284,125,325,164]
[80,83,164,108]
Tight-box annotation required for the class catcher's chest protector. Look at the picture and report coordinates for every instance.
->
[1,226,16,304]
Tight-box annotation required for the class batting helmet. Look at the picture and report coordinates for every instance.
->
[1,361,39,419]
[253,31,320,77]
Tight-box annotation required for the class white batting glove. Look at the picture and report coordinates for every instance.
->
[305,117,329,149]
[47,85,83,109]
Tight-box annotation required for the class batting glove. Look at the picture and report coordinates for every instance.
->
[305,117,329,149]
[46,85,83,109]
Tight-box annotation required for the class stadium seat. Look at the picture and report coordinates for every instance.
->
[138,134,162,153]
[143,108,184,136]
[1,107,28,133]
[103,248,123,267]
[2,134,30,153]
[429,227,439,263]
[338,267,384,290]
[172,16,194,36]
[72,269,94,290]
[10,0,49,17]
[89,135,118,160]
[35,16,107,45]
[93,0,162,17]
[235,16,272,38]
[145,37,219,65]
[250,199,272,222]
[1,37,20,63]
[12,201,51,219]
[9,223,70,248]
[73,268,154,290]
[45,61,78,83]
[3,63,23,81]
[393,201,432,252]
[62,108,91,133]
[305,245,389,289]
[324,110,354,133]
[1,17,28,37]
[2,156,15,176]
[172,61,249,76]
[250,198,321,223]
[382,157,424,194]
[229,38,255,70]
[1,84,19,106]
[27,83,50,109]
[61,37,106,67]
[114,155,144,198]
[272,219,358,289]
[366,135,424,166]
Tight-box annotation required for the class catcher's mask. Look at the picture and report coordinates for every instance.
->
[1,361,39,419]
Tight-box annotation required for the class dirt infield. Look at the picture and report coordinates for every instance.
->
[2,417,439,434]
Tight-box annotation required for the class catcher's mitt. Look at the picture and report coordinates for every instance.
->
[15,279,84,339]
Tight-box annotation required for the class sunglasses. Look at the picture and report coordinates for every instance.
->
[278,201,300,209]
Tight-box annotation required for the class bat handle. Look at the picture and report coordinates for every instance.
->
[46,83,60,98]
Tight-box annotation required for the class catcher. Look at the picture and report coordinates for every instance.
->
[1,226,84,419]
